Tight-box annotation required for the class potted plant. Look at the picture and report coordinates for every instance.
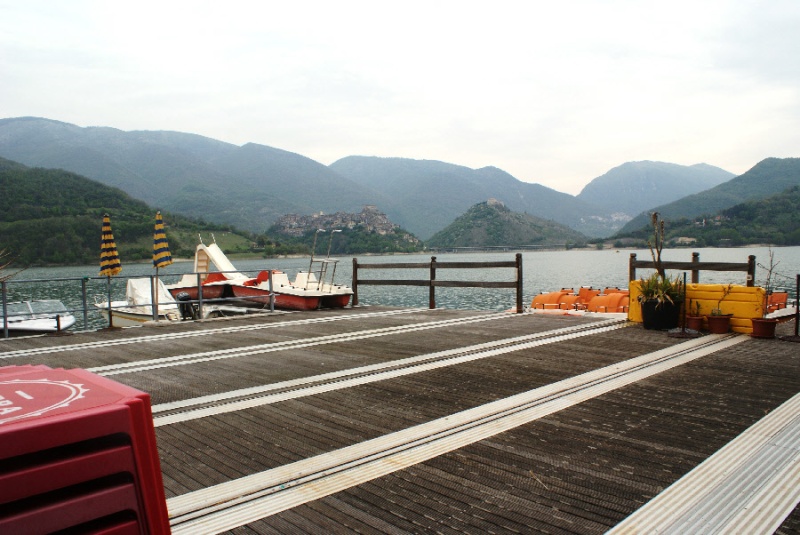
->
[685,299,704,332]
[638,213,684,330]
[751,249,780,338]
[707,284,733,334]
[639,272,684,330]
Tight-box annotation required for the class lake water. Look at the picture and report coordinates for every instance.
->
[3,246,799,332]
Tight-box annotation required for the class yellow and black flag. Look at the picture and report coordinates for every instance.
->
[99,213,122,277]
[153,211,173,269]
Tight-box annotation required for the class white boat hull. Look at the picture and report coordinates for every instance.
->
[2,300,76,335]
[95,305,180,328]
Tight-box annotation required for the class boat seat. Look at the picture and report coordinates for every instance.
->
[584,292,629,313]
[602,287,627,294]
[203,272,228,284]
[767,292,788,312]
[531,289,573,309]
[566,288,601,310]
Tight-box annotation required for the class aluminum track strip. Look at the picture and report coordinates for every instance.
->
[609,392,800,535]
[153,320,626,426]
[90,312,521,376]
[0,307,429,359]
[167,333,744,534]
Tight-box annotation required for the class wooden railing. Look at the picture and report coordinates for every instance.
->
[629,252,757,286]
[352,254,524,312]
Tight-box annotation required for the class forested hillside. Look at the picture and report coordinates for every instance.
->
[617,186,800,246]
[0,117,382,233]
[0,158,247,266]
[426,200,588,248]
[619,157,800,233]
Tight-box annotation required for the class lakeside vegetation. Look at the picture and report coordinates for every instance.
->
[0,158,423,267]
[614,186,800,247]
[2,154,799,269]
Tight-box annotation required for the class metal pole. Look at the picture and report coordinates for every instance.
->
[326,229,341,257]
[307,229,324,289]
[429,256,436,309]
[2,281,8,338]
[780,274,800,343]
[268,270,275,313]
[151,274,158,321]
[81,277,89,329]
[106,276,114,328]
[793,274,799,338]
[196,272,204,320]
[516,253,523,313]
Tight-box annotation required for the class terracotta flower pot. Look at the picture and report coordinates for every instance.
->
[751,317,778,338]
[707,314,731,334]
[685,315,705,332]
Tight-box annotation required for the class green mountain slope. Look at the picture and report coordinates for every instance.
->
[426,200,588,248]
[577,161,733,215]
[0,117,385,233]
[617,186,800,246]
[618,157,800,234]
[0,158,249,266]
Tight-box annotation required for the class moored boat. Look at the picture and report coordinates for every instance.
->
[529,287,629,314]
[165,242,248,301]
[231,269,352,311]
[95,277,241,327]
[95,278,183,327]
[171,239,352,311]
[1,300,76,335]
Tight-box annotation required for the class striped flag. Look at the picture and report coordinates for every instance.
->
[153,211,173,268]
[99,213,122,277]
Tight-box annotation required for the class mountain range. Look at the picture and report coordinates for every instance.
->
[0,117,792,242]
[618,157,800,234]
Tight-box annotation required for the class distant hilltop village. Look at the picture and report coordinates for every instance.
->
[272,205,408,238]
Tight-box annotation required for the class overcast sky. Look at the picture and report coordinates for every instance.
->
[1,1,798,195]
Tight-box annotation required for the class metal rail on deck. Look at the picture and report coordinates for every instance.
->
[629,251,756,285]
[352,253,524,312]
[166,331,744,534]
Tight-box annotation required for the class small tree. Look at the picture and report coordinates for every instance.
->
[757,247,780,317]
[0,248,18,282]
[648,212,667,279]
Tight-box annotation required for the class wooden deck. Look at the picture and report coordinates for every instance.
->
[2,306,799,534]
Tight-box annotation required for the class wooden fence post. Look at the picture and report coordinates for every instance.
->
[352,258,359,306]
[747,255,756,287]
[691,252,700,283]
[629,253,637,282]
[429,256,437,309]
[516,253,523,313]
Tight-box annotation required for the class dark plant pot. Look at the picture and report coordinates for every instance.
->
[751,317,778,338]
[641,300,680,330]
[707,314,731,334]
[685,315,705,332]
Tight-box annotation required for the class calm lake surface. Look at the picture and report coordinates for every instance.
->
[4,246,799,331]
